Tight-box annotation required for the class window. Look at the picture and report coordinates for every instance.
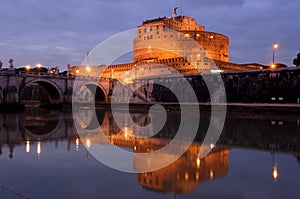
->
[150,27,152,31]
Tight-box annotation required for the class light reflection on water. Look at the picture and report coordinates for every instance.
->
[0,108,299,199]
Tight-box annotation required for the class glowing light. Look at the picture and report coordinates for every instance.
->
[210,143,215,149]
[37,142,41,155]
[36,64,42,68]
[76,70,80,74]
[196,33,200,37]
[75,138,80,150]
[210,70,223,73]
[196,158,201,168]
[273,166,279,181]
[185,172,189,181]
[273,43,279,49]
[86,66,91,72]
[25,65,30,70]
[26,141,30,153]
[196,172,199,181]
[210,35,214,39]
[124,126,133,139]
[80,122,87,129]
[209,170,214,180]
[271,64,276,69]
[86,139,91,148]
[123,77,133,84]
[185,33,191,38]
[134,146,137,151]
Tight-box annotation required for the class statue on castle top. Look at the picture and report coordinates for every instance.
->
[172,6,179,17]
[0,60,3,69]
[8,58,14,69]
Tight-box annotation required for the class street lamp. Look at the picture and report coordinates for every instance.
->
[272,43,279,65]
[271,64,276,69]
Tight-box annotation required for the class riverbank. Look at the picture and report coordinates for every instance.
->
[72,102,300,115]
[1,102,300,114]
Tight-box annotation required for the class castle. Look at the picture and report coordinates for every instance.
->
[70,11,263,78]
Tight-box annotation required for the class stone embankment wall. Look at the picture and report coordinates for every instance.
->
[129,67,300,104]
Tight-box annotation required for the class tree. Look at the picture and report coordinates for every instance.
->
[293,53,300,67]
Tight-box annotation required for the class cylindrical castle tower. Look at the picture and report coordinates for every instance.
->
[133,16,230,64]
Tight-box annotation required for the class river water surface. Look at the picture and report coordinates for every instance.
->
[0,108,299,199]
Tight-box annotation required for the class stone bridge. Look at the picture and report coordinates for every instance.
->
[0,70,113,105]
[1,67,299,106]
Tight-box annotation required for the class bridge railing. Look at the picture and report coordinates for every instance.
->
[0,69,112,81]
[16,71,64,77]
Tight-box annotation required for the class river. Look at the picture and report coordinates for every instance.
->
[0,107,299,198]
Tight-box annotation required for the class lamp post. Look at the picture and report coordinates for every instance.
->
[272,43,279,65]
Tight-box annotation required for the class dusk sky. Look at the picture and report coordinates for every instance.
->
[0,0,299,70]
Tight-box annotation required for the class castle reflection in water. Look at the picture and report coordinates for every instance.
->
[0,108,299,195]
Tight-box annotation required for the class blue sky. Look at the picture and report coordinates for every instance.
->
[0,0,299,70]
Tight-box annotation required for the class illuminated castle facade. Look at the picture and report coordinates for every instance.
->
[70,12,262,78]
[134,15,230,63]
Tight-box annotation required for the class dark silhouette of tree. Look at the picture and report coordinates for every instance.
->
[293,53,300,67]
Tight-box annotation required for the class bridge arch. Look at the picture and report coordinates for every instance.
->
[74,82,107,103]
[73,108,107,133]
[20,79,64,104]
[23,116,63,140]
[20,110,64,140]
